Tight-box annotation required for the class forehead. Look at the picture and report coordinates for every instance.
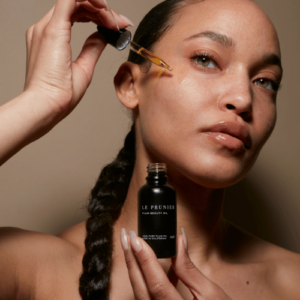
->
[158,0,280,56]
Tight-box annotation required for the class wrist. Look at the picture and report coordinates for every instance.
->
[18,90,64,126]
[5,90,63,144]
[0,90,65,165]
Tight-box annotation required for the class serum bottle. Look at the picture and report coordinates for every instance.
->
[138,163,177,258]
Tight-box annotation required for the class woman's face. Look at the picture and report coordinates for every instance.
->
[134,0,282,188]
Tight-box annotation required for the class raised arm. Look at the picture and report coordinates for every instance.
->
[0,0,132,166]
[0,0,132,298]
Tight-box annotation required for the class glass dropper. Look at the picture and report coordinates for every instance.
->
[129,41,173,71]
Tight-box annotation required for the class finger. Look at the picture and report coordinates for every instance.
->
[75,2,132,29]
[70,4,105,25]
[30,6,55,52]
[129,230,182,300]
[71,10,100,24]
[121,228,151,300]
[72,31,106,102]
[25,25,35,79]
[166,228,185,288]
[172,235,231,300]
[52,0,131,31]
[87,0,108,10]
[25,6,55,87]
[70,4,130,27]
[96,8,132,30]
[50,0,106,25]
[74,17,101,24]
[74,2,102,14]
[25,25,34,61]
[50,0,80,25]
[167,264,179,288]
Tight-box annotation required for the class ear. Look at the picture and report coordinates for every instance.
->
[114,62,139,109]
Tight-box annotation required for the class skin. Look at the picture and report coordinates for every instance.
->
[0,0,300,299]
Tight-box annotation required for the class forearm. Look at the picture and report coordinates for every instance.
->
[0,91,61,166]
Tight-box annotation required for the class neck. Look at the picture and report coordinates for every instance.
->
[116,158,226,263]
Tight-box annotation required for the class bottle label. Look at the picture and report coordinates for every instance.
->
[142,205,175,211]
[139,204,176,241]
[141,205,175,215]
[142,234,176,240]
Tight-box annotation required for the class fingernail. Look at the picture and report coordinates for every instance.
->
[109,10,120,31]
[129,230,142,252]
[103,0,109,11]
[120,14,134,26]
[121,228,128,250]
[181,227,188,250]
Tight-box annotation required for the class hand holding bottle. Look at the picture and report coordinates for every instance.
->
[121,228,233,300]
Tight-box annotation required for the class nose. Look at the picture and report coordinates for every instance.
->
[218,70,253,121]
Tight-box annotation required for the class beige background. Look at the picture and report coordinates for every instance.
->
[0,0,299,252]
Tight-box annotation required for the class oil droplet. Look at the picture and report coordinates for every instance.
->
[176,61,190,84]
[157,69,165,78]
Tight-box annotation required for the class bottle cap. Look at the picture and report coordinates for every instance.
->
[97,26,132,51]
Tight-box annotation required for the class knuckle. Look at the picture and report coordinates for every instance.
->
[206,283,217,297]
[175,259,196,276]
[134,291,149,300]
[185,260,197,271]
[32,23,43,37]
[151,281,168,300]
[43,25,56,39]
[206,283,226,300]
[26,25,35,40]
[138,251,154,268]
[125,257,135,272]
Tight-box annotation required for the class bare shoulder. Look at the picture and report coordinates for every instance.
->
[261,240,300,299]
[56,220,87,253]
[0,227,82,300]
[224,221,300,299]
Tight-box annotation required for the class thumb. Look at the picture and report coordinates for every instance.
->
[72,32,107,100]
[167,264,179,288]
[171,232,232,300]
[171,234,205,290]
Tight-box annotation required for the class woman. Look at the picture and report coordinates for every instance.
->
[0,0,299,299]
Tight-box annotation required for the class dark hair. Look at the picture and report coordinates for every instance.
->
[79,1,202,299]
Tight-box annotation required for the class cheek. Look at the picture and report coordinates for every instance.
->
[252,100,277,150]
[137,72,217,163]
[138,79,188,157]
[139,72,209,135]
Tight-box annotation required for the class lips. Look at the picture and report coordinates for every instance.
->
[202,121,252,150]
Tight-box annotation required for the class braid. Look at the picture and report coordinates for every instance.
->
[79,1,203,298]
[79,123,136,299]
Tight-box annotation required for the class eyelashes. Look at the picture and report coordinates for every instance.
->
[189,50,281,92]
[190,51,218,70]
[254,77,281,92]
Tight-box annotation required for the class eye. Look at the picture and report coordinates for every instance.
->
[254,78,279,92]
[191,52,218,70]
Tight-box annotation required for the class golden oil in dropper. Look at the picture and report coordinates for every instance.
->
[97,26,173,72]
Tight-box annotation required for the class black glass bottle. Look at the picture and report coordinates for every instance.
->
[138,163,177,258]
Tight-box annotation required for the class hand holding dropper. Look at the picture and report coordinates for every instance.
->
[97,5,173,72]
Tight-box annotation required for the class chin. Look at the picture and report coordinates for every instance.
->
[143,134,259,189]
[165,151,256,189]
[185,167,247,189]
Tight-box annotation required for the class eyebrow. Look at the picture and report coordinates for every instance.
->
[184,31,283,76]
[184,31,234,48]
[260,53,283,76]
